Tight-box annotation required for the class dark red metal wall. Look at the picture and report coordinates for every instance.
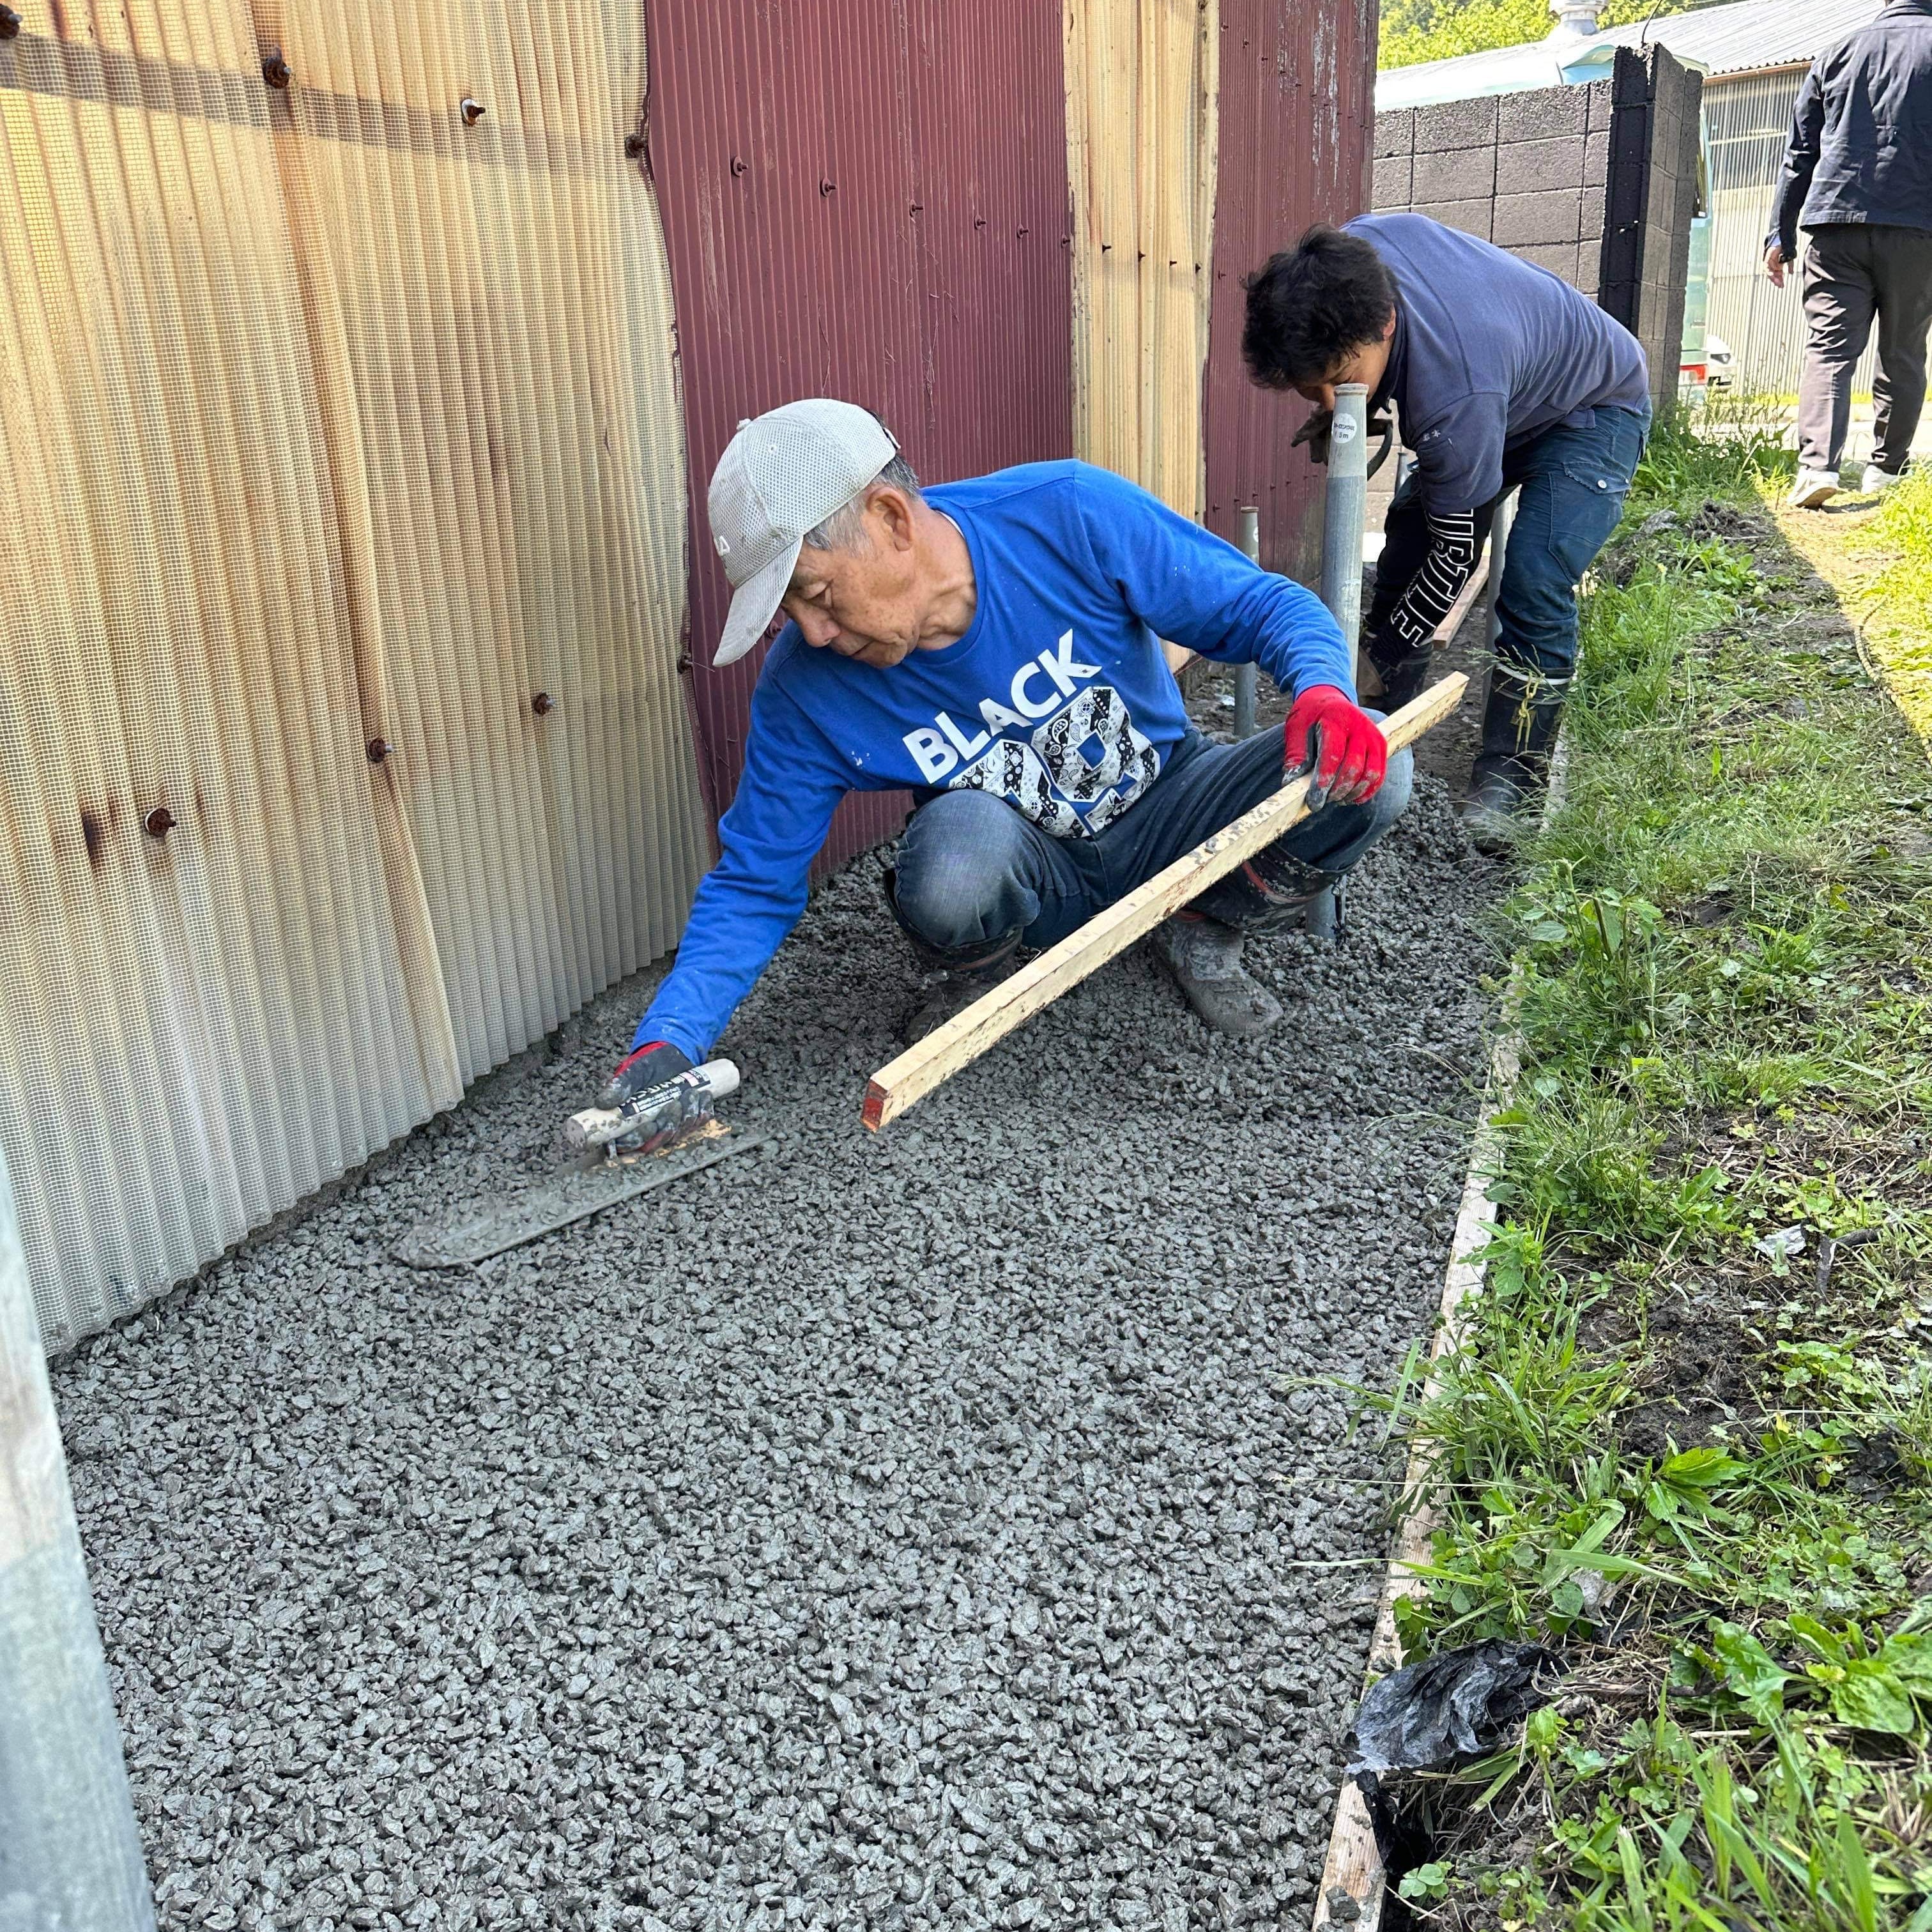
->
[1204,0,1381,581]
[643,2,1076,868]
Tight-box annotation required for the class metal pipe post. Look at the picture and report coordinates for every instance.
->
[0,1149,154,1932]
[1305,384,1372,945]
[1232,505,1261,739]
[1319,382,1370,652]
[1485,487,1518,652]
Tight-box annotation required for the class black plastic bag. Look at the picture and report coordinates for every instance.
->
[1348,1639,1563,1776]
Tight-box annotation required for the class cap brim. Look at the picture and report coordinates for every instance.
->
[712,538,803,668]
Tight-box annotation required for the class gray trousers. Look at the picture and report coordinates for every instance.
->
[1798,222,1932,475]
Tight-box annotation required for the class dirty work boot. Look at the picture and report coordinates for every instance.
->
[1157,913,1283,1037]
[899,955,1020,1045]
[1461,664,1568,855]
[883,864,1023,1045]
[1193,837,1344,941]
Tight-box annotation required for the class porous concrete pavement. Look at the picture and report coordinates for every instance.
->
[56,777,1498,1932]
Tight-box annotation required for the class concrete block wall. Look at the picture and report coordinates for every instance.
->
[1375,82,1614,296]
[1601,46,1704,410]
[1373,47,1702,410]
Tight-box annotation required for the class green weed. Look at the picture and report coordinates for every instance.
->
[1384,431,1932,1926]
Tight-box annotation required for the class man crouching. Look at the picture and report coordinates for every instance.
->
[601,399,1413,1111]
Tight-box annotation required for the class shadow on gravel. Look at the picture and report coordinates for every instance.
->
[57,776,1503,1931]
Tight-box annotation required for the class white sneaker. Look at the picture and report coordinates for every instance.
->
[1862,463,1905,494]
[1788,466,1841,509]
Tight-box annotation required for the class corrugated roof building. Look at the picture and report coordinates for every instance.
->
[1377,0,1887,393]
[1378,0,1882,105]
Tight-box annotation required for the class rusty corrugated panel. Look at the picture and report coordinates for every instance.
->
[1204,0,1380,580]
[644,1,1076,869]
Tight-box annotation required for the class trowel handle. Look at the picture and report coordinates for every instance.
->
[564,1057,740,1153]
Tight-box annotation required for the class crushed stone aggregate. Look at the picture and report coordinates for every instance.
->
[56,776,1499,1932]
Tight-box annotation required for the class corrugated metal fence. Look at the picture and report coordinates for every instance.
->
[645,0,1077,870]
[1066,0,1220,535]
[3,0,1368,1348]
[1206,0,1380,578]
[0,1,708,1348]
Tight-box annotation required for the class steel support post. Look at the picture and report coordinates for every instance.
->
[1319,383,1369,654]
[1232,505,1261,740]
[1305,383,1370,944]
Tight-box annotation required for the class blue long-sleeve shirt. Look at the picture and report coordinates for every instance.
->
[636,459,1351,1060]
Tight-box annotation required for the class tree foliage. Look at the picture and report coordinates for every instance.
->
[1379,0,1709,73]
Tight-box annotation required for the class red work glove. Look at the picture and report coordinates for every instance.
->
[1282,684,1388,809]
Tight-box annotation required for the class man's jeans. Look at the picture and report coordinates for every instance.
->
[891,721,1414,962]
[1798,224,1932,475]
[1369,403,1650,686]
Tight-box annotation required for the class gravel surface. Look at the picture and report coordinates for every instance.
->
[57,772,1500,1932]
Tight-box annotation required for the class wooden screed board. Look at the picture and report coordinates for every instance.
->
[862,674,1468,1130]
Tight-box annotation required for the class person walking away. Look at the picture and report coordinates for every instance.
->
[1770,0,1932,507]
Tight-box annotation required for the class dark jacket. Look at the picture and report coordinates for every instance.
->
[1768,0,1932,255]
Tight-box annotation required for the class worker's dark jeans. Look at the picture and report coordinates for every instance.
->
[1370,402,1650,684]
[1798,223,1932,475]
[890,719,1413,960]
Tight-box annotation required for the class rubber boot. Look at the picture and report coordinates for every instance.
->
[1156,912,1284,1037]
[1460,665,1568,855]
[1195,839,1345,940]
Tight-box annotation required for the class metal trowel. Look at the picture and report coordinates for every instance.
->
[391,1058,768,1269]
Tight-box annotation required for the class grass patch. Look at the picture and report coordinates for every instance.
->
[1377,414,1932,1930]
[1850,469,1932,744]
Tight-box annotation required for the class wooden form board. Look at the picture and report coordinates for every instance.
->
[862,673,1468,1131]
[1308,1029,1516,1927]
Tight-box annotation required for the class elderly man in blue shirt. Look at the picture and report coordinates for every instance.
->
[597,400,1416,1117]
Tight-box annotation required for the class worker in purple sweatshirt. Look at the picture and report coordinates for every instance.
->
[601,399,1413,1112]
[1243,215,1651,847]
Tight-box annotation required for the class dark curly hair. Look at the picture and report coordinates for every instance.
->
[1242,224,1396,390]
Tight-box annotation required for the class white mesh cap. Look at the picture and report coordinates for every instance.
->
[706,399,898,667]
